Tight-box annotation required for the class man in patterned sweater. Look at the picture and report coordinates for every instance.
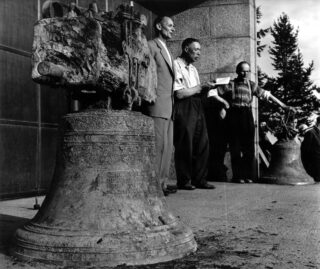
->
[209,61,293,183]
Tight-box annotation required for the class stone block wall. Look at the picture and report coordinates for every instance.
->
[168,0,256,81]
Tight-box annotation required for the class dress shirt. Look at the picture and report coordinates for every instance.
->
[173,57,200,91]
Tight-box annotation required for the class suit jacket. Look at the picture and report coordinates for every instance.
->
[145,38,174,119]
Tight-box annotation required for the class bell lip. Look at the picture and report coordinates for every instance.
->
[259,176,315,185]
[10,240,197,267]
[10,226,197,267]
[18,217,182,234]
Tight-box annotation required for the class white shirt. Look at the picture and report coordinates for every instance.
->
[173,57,200,91]
[157,38,172,68]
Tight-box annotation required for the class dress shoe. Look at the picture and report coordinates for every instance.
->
[245,179,253,183]
[164,187,177,194]
[195,183,215,189]
[163,189,170,196]
[177,184,196,190]
[233,179,245,184]
[166,185,178,191]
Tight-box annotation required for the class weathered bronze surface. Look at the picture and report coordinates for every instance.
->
[261,140,314,185]
[11,111,197,266]
[32,5,157,110]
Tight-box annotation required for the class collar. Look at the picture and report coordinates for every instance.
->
[157,38,167,48]
[235,77,247,82]
[176,57,193,70]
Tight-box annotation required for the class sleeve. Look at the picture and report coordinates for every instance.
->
[147,40,155,58]
[217,84,230,96]
[251,81,271,100]
[207,88,218,97]
[173,60,185,91]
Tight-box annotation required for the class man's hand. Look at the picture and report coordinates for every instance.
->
[223,100,230,109]
[176,84,203,99]
[206,81,217,88]
[219,108,227,119]
[200,82,212,92]
[284,106,297,114]
[196,84,203,94]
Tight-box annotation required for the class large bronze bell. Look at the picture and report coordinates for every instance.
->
[10,110,197,267]
[261,139,314,185]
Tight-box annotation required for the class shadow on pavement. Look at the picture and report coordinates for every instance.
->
[0,214,29,255]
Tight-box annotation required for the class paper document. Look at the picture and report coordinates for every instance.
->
[215,77,230,85]
[265,131,278,145]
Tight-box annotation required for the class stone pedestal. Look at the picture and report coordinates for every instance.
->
[10,110,197,267]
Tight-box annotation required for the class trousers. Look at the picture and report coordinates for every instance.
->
[227,106,255,180]
[153,117,174,189]
[205,106,228,181]
[174,96,209,187]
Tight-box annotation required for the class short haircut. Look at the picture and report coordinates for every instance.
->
[181,38,200,51]
[153,16,165,32]
[236,61,250,73]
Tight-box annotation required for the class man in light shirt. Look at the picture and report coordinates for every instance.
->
[146,17,176,196]
[173,38,216,190]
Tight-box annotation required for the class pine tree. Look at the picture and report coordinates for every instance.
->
[256,6,270,92]
[269,14,298,76]
[256,6,270,57]
[263,13,316,121]
[286,50,314,110]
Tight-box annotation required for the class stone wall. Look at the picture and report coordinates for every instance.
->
[168,0,256,83]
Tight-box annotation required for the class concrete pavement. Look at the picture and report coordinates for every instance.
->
[1,182,320,268]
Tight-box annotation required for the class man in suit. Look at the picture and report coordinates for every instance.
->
[146,17,176,196]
